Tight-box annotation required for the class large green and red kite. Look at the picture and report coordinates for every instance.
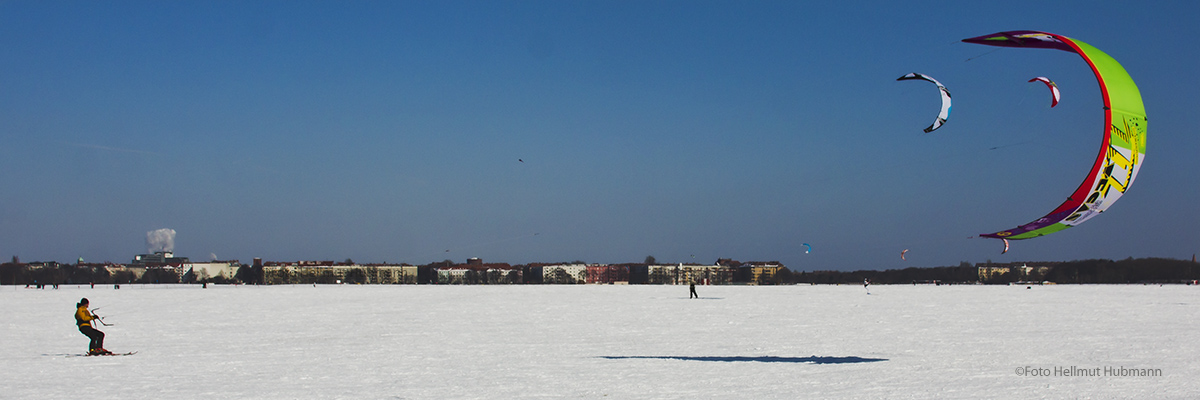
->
[964,31,1147,241]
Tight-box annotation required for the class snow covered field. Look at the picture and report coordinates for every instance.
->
[3,283,1197,399]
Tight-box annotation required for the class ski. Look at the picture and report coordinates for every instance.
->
[95,351,137,356]
[71,351,137,357]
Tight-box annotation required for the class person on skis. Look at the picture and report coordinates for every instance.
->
[75,298,110,355]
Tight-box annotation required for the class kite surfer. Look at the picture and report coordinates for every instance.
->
[75,298,111,355]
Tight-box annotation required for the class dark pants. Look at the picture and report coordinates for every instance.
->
[79,325,104,351]
[690,287,698,299]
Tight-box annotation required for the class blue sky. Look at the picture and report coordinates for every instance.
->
[1,1,1197,271]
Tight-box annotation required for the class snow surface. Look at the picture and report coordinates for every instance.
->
[3,284,1197,399]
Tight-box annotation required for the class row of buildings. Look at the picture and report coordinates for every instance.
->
[9,252,789,286]
[977,264,1051,282]
[19,253,1178,285]
[14,252,243,285]
[262,257,787,285]
[258,258,786,285]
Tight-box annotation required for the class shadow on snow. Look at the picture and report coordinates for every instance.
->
[597,355,887,364]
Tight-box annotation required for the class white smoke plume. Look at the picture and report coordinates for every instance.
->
[147,228,176,253]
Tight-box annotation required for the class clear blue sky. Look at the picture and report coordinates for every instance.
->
[2,1,1197,271]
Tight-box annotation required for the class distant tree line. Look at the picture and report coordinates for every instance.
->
[788,258,1200,285]
[1040,258,1200,284]
[793,266,981,285]
[0,263,184,285]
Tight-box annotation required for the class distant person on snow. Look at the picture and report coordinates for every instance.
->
[75,298,110,355]
[689,282,698,299]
